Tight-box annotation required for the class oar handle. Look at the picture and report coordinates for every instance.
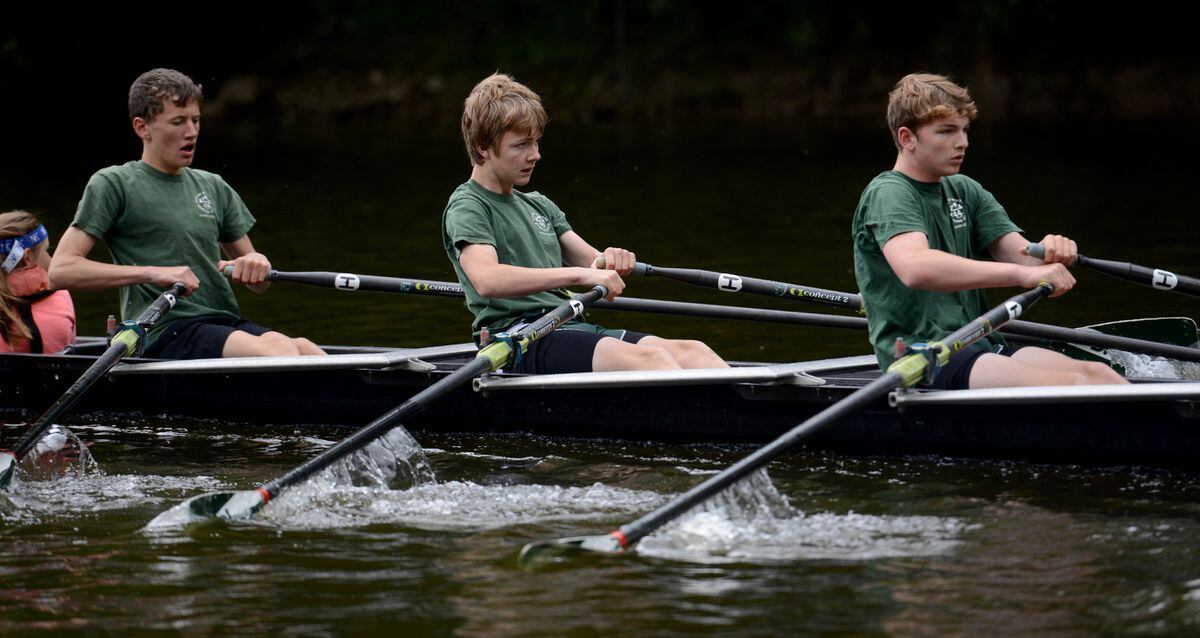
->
[1025,242,1081,266]
[1026,243,1200,297]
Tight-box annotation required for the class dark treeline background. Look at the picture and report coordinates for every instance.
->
[3,1,1196,154]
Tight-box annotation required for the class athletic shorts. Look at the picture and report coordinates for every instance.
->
[503,320,648,375]
[142,314,273,360]
[929,343,1025,390]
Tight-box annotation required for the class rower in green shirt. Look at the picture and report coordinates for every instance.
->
[49,68,324,360]
[443,73,727,374]
[852,73,1126,389]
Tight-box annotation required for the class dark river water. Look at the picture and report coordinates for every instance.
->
[2,119,1199,635]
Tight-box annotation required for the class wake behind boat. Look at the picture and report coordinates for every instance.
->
[3,337,1198,469]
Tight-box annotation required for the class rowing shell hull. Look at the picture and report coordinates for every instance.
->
[2,345,1198,469]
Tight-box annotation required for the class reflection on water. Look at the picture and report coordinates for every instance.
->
[1,420,1198,635]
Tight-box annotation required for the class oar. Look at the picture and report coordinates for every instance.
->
[1027,242,1200,298]
[252,267,1200,363]
[518,283,1055,563]
[223,267,465,298]
[625,261,865,313]
[0,283,186,490]
[149,284,610,525]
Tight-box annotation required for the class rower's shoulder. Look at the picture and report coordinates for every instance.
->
[940,173,987,193]
[180,167,233,188]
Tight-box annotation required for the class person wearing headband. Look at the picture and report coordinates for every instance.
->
[0,211,75,354]
[48,68,324,360]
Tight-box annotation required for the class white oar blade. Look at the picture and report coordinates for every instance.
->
[145,489,266,530]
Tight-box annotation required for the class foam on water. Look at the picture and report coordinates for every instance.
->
[636,469,969,563]
[258,480,665,531]
[1109,350,1200,380]
[2,472,225,523]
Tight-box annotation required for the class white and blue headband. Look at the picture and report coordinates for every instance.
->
[1,224,49,274]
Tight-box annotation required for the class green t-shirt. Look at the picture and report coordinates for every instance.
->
[73,161,256,342]
[442,180,574,336]
[852,171,1022,369]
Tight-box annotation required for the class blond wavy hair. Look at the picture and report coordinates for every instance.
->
[461,73,548,166]
[887,73,978,149]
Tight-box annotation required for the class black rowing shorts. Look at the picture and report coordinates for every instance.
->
[507,321,648,374]
[143,314,273,360]
[929,343,1025,390]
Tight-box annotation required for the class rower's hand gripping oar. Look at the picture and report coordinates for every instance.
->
[1027,242,1200,298]
[518,282,1055,564]
[0,283,187,490]
[150,285,611,526]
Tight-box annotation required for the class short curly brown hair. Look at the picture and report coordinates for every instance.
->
[887,73,977,150]
[128,68,203,122]
[461,73,548,166]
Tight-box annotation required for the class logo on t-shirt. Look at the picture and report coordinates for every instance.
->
[529,209,554,235]
[947,198,967,229]
[195,192,216,218]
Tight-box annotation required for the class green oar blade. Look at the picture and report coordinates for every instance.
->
[519,534,625,565]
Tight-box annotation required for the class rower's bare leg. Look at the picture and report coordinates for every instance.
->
[222,331,327,357]
[638,336,728,369]
[1009,346,1125,383]
[592,337,681,372]
[968,347,1126,389]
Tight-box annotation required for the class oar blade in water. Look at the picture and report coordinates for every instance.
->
[519,533,626,566]
[0,451,17,490]
[146,489,267,529]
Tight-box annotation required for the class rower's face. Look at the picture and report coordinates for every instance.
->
[907,115,969,178]
[135,99,201,175]
[29,240,50,271]
[480,129,541,189]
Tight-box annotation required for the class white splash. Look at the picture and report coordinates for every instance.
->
[258,480,664,531]
[1109,350,1200,380]
[15,425,98,483]
[319,426,436,490]
[637,469,968,563]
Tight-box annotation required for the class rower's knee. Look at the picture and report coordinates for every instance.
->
[1080,361,1127,385]
[666,339,727,368]
[292,337,326,356]
[256,333,303,356]
[632,345,679,370]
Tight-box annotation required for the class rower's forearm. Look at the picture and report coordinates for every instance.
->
[48,255,158,291]
[468,264,589,298]
[895,250,1023,292]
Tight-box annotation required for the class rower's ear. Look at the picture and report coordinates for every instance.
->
[132,117,151,141]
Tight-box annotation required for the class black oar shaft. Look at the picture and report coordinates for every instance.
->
[618,371,901,546]
[6,283,185,460]
[636,263,864,312]
[269,270,466,298]
[255,285,609,502]
[1027,242,1200,298]
[604,284,1052,550]
[1005,319,1200,364]
[264,267,1199,363]
[599,297,869,331]
[263,356,492,496]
